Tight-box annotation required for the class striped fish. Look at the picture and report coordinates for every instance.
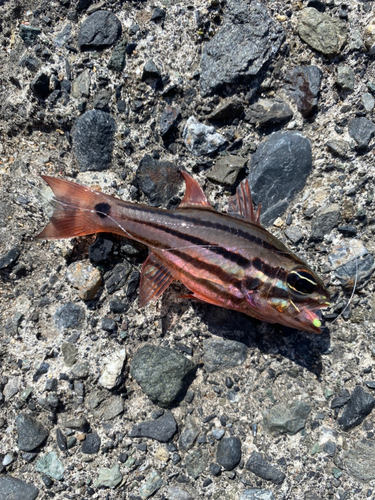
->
[37,171,330,333]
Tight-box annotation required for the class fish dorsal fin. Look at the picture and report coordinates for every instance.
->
[228,179,262,224]
[179,171,212,208]
[139,253,174,308]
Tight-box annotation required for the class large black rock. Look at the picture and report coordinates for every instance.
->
[200,0,284,96]
[78,11,122,50]
[248,131,312,226]
[72,110,116,171]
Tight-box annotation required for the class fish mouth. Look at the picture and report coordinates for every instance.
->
[298,301,331,333]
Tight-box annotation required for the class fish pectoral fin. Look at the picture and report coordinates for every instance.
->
[228,179,262,224]
[139,253,174,308]
[178,170,213,209]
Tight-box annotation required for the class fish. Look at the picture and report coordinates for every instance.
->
[36,171,330,333]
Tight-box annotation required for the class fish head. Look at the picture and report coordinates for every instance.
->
[243,266,330,334]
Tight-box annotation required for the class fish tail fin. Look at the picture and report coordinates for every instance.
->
[36,175,115,240]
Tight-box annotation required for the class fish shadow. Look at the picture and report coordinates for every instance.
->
[199,303,331,378]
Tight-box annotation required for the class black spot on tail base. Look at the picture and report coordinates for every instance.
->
[95,202,111,218]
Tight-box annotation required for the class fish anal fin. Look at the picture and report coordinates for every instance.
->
[179,291,223,307]
[139,253,174,307]
[179,171,212,209]
[228,179,261,224]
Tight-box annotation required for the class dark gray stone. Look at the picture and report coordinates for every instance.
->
[179,416,200,452]
[101,317,116,332]
[298,8,347,56]
[362,92,375,112]
[109,300,129,314]
[338,386,375,431]
[284,227,303,245]
[246,452,285,484]
[160,106,181,137]
[344,439,375,481]
[72,110,116,171]
[107,39,127,72]
[31,73,50,99]
[89,235,114,265]
[54,23,72,47]
[142,59,161,79]
[207,155,246,187]
[33,362,49,382]
[151,7,166,22]
[129,411,177,442]
[326,139,350,158]
[93,90,112,111]
[185,448,208,479]
[337,65,355,91]
[285,66,322,117]
[104,262,132,294]
[0,476,39,500]
[331,389,351,409]
[348,117,375,149]
[135,155,183,207]
[208,97,244,122]
[213,429,224,440]
[56,428,68,451]
[62,415,89,431]
[20,56,41,73]
[0,247,20,269]
[337,225,357,236]
[130,345,196,408]
[216,436,242,471]
[245,99,293,127]
[248,132,312,226]
[323,441,336,456]
[61,342,78,367]
[126,270,140,298]
[70,361,90,380]
[200,0,284,96]
[337,224,357,236]
[210,463,222,477]
[71,69,90,100]
[310,204,341,241]
[19,25,41,46]
[203,338,247,373]
[54,303,85,330]
[81,432,101,454]
[16,413,49,451]
[78,11,122,50]
[263,400,311,436]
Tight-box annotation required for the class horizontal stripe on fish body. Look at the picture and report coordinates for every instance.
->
[111,204,303,269]
[105,204,310,308]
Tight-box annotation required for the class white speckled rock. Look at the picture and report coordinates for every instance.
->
[98,349,126,390]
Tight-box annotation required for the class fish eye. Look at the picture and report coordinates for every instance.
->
[287,269,317,295]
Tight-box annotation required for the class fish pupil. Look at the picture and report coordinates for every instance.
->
[287,270,317,295]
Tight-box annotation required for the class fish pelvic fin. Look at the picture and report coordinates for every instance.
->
[139,253,174,307]
[36,175,117,239]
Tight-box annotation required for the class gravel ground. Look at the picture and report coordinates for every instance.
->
[1,1,375,499]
